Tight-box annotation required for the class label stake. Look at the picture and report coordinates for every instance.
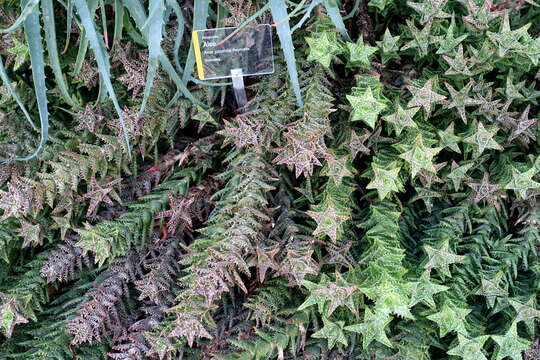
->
[231,68,248,112]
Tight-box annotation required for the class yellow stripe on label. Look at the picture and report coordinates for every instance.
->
[192,30,205,80]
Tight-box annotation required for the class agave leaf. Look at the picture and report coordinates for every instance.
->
[1,0,50,163]
[61,0,74,54]
[290,0,310,17]
[323,0,352,42]
[0,57,37,132]
[42,0,80,108]
[23,0,49,160]
[181,0,210,84]
[124,14,147,46]
[291,0,323,33]
[99,0,109,48]
[72,0,99,79]
[124,0,204,105]
[123,0,147,25]
[138,0,165,115]
[343,0,362,20]
[73,30,89,75]
[166,0,230,87]
[216,0,229,27]
[0,0,40,33]
[270,0,303,106]
[74,0,132,156]
[113,0,124,45]
[216,3,271,44]
[166,0,185,74]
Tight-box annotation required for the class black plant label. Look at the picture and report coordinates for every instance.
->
[192,24,275,80]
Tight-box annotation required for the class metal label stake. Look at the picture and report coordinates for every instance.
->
[231,68,248,113]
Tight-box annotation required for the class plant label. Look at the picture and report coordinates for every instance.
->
[192,24,275,80]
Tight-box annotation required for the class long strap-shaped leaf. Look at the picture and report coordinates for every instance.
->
[0,0,40,33]
[138,0,165,115]
[269,0,303,107]
[113,0,124,45]
[211,3,271,50]
[61,0,74,53]
[69,0,98,76]
[291,0,322,33]
[73,32,89,75]
[343,0,362,20]
[0,0,48,163]
[42,0,80,108]
[167,0,185,74]
[74,0,132,157]
[323,0,352,42]
[22,0,48,161]
[123,0,203,105]
[0,57,37,132]
[216,1,228,29]
[165,0,230,87]
[181,0,209,84]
